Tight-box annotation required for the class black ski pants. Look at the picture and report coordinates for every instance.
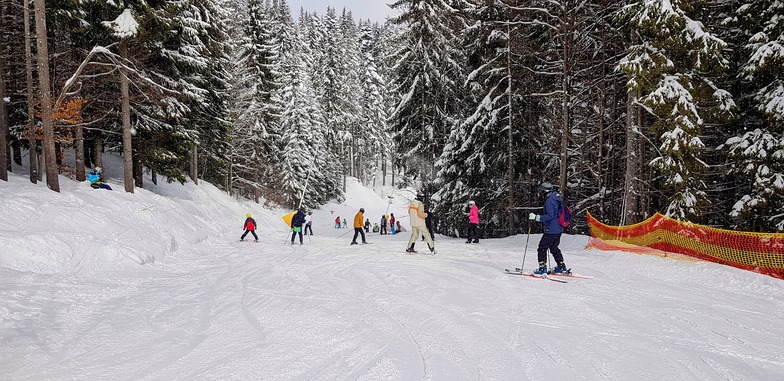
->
[352,228,366,243]
[467,223,479,243]
[291,229,303,244]
[537,233,564,264]
[241,230,258,241]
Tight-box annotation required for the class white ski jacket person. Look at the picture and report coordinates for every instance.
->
[407,197,434,253]
[408,199,427,227]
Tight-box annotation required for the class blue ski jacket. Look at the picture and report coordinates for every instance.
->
[540,192,565,234]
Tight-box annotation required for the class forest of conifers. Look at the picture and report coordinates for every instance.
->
[0,0,782,236]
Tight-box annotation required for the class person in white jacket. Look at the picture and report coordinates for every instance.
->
[406,192,435,254]
[304,212,313,235]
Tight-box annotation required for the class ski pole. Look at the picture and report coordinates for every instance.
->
[520,222,532,271]
[337,229,352,239]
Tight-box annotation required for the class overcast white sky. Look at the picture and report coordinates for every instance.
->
[287,0,397,22]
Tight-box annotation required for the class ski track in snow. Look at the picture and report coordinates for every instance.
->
[2,173,784,380]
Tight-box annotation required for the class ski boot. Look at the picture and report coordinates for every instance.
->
[405,245,417,253]
[533,262,548,275]
[550,263,570,274]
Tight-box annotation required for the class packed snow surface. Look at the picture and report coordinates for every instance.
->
[2,165,784,380]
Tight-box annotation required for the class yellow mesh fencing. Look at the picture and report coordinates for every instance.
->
[586,212,784,280]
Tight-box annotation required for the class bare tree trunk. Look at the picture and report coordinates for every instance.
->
[381,152,386,186]
[622,88,641,225]
[0,0,8,180]
[119,42,133,193]
[189,145,198,185]
[23,0,39,183]
[33,0,59,192]
[0,42,7,181]
[597,81,606,216]
[506,23,514,236]
[132,154,143,188]
[559,13,574,200]
[93,134,103,168]
[74,124,85,181]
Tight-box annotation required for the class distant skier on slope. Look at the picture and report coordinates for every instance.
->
[291,209,306,245]
[350,208,368,245]
[241,213,258,242]
[406,192,435,254]
[466,200,479,243]
[304,212,314,235]
[87,167,112,190]
[529,182,569,275]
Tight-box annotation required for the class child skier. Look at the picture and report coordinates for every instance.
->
[241,213,258,242]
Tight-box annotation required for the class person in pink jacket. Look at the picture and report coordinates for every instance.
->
[466,200,479,243]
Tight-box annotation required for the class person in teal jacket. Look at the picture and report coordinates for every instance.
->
[87,167,112,190]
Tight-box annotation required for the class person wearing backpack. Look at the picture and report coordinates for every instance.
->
[528,182,570,275]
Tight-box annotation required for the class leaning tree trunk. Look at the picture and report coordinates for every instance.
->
[119,42,133,193]
[33,0,59,192]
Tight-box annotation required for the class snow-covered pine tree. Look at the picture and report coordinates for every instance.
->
[357,20,391,187]
[723,0,784,231]
[120,0,230,186]
[178,0,233,187]
[388,0,472,183]
[616,0,734,222]
[305,9,347,190]
[435,0,516,237]
[338,9,365,183]
[274,0,340,208]
[228,0,283,202]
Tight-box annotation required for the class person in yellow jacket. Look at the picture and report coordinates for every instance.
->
[406,192,435,254]
[350,208,368,245]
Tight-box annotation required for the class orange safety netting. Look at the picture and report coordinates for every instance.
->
[586,212,784,280]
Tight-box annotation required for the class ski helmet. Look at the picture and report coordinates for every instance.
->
[468,200,475,206]
[416,192,425,201]
[94,166,102,173]
[539,182,554,194]
[360,208,365,213]
[246,213,251,218]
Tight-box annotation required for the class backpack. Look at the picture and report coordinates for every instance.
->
[556,201,572,227]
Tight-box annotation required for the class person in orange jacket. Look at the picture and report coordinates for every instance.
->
[350,208,368,245]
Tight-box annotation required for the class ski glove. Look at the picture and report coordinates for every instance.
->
[529,213,540,221]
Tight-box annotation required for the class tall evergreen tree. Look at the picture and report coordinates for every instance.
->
[616,0,734,221]
[389,0,472,182]
[228,0,282,202]
[724,0,784,231]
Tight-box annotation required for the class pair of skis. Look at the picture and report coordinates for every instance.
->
[504,267,593,283]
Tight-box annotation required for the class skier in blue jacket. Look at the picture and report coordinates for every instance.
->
[529,182,569,274]
[87,167,112,190]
